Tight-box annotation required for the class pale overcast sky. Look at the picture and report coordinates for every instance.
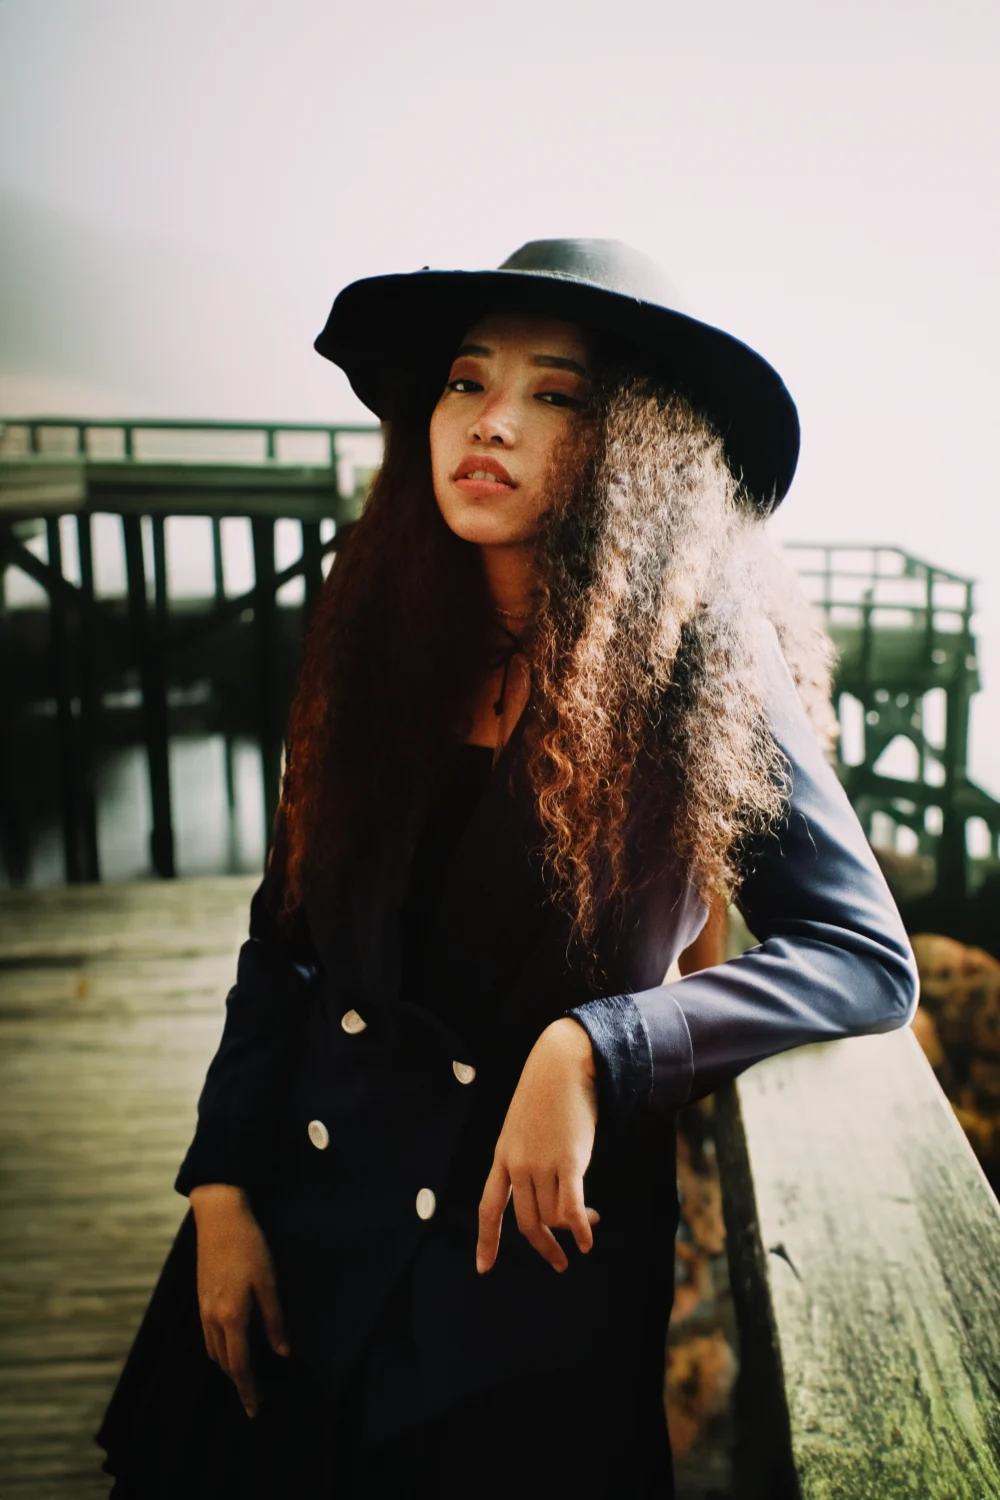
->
[1,0,998,800]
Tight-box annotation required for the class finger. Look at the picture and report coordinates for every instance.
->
[586,1207,601,1224]
[556,1173,594,1254]
[477,1160,512,1273]
[533,1172,561,1229]
[256,1277,291,1357]
[512,1173,568,1272]
[223,1324,258,1417]
[202,1318,225,1370]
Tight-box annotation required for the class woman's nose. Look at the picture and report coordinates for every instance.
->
[468,392,516,446]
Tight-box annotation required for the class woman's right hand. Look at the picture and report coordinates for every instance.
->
[189,1183,290,1418]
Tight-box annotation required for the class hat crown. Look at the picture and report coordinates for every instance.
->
[497,238,687,314]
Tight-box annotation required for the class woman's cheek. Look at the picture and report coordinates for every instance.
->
[428,431,455,513]
[428,400,457,467]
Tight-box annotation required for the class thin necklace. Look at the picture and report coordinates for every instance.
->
[493,606,534,621]
[487,611,533,770]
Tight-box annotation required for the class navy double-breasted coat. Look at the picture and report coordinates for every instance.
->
[173,619,918,1438]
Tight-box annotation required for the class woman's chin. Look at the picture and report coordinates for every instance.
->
[440,507,535,549]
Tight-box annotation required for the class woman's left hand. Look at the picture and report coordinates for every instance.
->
[477,1017,600,1274]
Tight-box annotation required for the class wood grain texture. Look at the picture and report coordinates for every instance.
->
[0,876,259,1499]
[715,1028,1000,1500]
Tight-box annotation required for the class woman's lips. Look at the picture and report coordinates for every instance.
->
[452,456,516,496]
[454,476,516,496]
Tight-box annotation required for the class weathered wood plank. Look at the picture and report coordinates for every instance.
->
[0,875,258,962]
[715,1027,1000,1500]
[0,878,257,1497]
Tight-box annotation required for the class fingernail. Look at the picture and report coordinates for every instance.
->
[277,1342,291,1357]
[476,1254,487,1274]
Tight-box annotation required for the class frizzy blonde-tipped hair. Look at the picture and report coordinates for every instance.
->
[516,376,836,977]
[269,368,836,988]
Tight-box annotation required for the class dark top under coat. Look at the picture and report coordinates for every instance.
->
[397,742,495,1045]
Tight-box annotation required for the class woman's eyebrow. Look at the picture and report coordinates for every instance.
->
[531,354,591,379]
[454,344,590,379]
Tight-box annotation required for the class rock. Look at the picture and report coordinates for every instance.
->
[910,1006,952,1090]
[677,1129,726,1256]
[911,934,1000,1062]
[664,1330,738,1460]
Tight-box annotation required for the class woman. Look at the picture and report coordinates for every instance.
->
[96,238,918,1497]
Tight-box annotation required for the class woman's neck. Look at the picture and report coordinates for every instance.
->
[480,541,540,623]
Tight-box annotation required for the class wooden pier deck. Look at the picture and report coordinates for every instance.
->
[0,878,737,1500]
[0,877,258,1499]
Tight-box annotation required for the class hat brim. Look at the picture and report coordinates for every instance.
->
[314,268,799,514]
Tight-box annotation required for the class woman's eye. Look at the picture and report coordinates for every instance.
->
[537,391,584,409]
[446,378,482,394]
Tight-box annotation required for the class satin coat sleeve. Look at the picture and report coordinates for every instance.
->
[174,811,322,1197]
[568,619,920,1121]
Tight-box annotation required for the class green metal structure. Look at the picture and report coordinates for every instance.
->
[788,544,1000,896]
[0,417,376,884]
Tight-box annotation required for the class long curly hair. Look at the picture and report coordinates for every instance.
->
[271,358,836,985]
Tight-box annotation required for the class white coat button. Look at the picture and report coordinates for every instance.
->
[307,1119,330,1151]
[341,1009,367,1034]
[415,1187,437,1221]
[452,1060,476,1085]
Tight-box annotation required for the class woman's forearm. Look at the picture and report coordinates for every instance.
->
[189,1182,251,1216]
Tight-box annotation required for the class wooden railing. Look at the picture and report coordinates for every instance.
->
[714,1026,1000,1497]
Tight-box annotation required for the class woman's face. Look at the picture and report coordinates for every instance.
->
[429,312,592,548]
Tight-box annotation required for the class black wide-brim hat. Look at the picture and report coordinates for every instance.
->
[314,237,799,514]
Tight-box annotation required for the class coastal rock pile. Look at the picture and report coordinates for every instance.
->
[665,1095,737,1487]
[910,933,1000,1189]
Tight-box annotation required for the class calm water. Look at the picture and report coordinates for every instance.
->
[3,507,342,888]
[19,735,270,887]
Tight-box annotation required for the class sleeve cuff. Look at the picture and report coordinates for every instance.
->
[174,1113,277,1198]
[566,992,654,1130]
[631,984,695,1112]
